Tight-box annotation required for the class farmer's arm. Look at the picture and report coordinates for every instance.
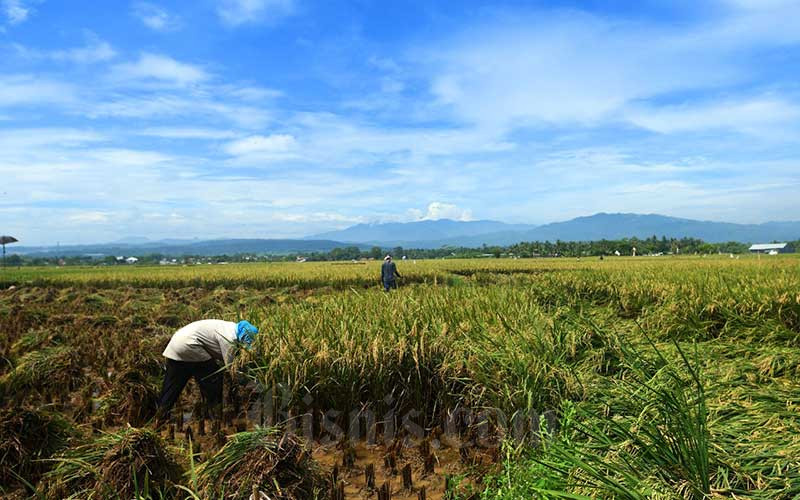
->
[218,320,257,366]
[217,326,239,366]
[220,338,236,365]
[393,262,401,278]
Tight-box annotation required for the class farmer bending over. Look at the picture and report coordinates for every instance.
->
[155,319,258,422]
[381,254,401,292]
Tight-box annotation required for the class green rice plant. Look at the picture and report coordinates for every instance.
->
[454,310,585,420]
[239,284,594,432]
[483,338,713,499]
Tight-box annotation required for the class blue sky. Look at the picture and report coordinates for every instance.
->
[1,0,799,244]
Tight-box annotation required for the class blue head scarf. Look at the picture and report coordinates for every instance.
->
[236,320,259,347]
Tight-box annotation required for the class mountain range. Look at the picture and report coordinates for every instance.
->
[9,213,800,256]
[309,219,537,243]
[12,239,368,258]
[308,213,800,248]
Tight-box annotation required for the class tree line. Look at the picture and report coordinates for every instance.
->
[295,236,761,261]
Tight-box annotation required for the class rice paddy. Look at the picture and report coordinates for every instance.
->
[1,255,798,499]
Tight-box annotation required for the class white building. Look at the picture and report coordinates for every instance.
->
[125,256,139,264]
[748,243,792,254]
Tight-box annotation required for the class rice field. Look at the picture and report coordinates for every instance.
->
[1,255,799,499]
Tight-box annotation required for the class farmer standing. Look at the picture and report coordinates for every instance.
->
[155,319,258,421]
[381,255,401,292]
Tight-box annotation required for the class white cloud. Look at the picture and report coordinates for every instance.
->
[86,149,172,166]
[11,37,115,64]
[722,0,800,12]
[694,1,800,50]
[227,85,283,101]
[137,127,239,139]
[0,75,76,107]
[626,97,800,135]
[422,5,800,136]
[0,128,105,149]
[87,94,271,128]
[419,202,473,221]
[2,0,31,25]
[217,0,295,26]
[224,134,296,155]
[132,2,180,31]
[110,53,208,86]
[405,208,424,220]
[271,211,365,224]
[427,13,737,128]
[51,38,116,64]
[87,95,200,118]
[67,211,112,224]
[285,112,515,166]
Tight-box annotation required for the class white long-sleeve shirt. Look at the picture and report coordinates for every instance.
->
[162,319,238,365]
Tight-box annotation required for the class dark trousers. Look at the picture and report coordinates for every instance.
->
[383,279,397,292]
[156,358,223,419]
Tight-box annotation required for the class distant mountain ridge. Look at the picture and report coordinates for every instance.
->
[309,219,537,243]
[10,213,800,256]
[13,239,367,257]
[309,213,800,248]
[518,213,800,244]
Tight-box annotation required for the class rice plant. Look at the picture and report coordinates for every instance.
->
[194,426,328,499]
[0,345,84,401]
[0,255,798,498]
[41,427,181,499]
[0,407,74,492]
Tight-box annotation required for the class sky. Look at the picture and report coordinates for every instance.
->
[1,0,799,245]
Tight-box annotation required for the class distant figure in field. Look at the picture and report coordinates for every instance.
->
[155,319,258,422]
[381,255,401,292]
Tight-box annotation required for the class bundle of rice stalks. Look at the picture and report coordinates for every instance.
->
[157,303,197,328]
[195,427,328,500]
[9,329,64,358]
[96,368,161,426]
[78,293,113,312]
[82,314,119,328]
[0,407,74,489]
[0,346,83,401]
[101,331,166,378]
[136,333,173,364]
[42,426,181,499]
[0,305,48,340]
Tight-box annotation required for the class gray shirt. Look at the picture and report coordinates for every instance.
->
[162,319,238,365]
[381,260,400,281]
